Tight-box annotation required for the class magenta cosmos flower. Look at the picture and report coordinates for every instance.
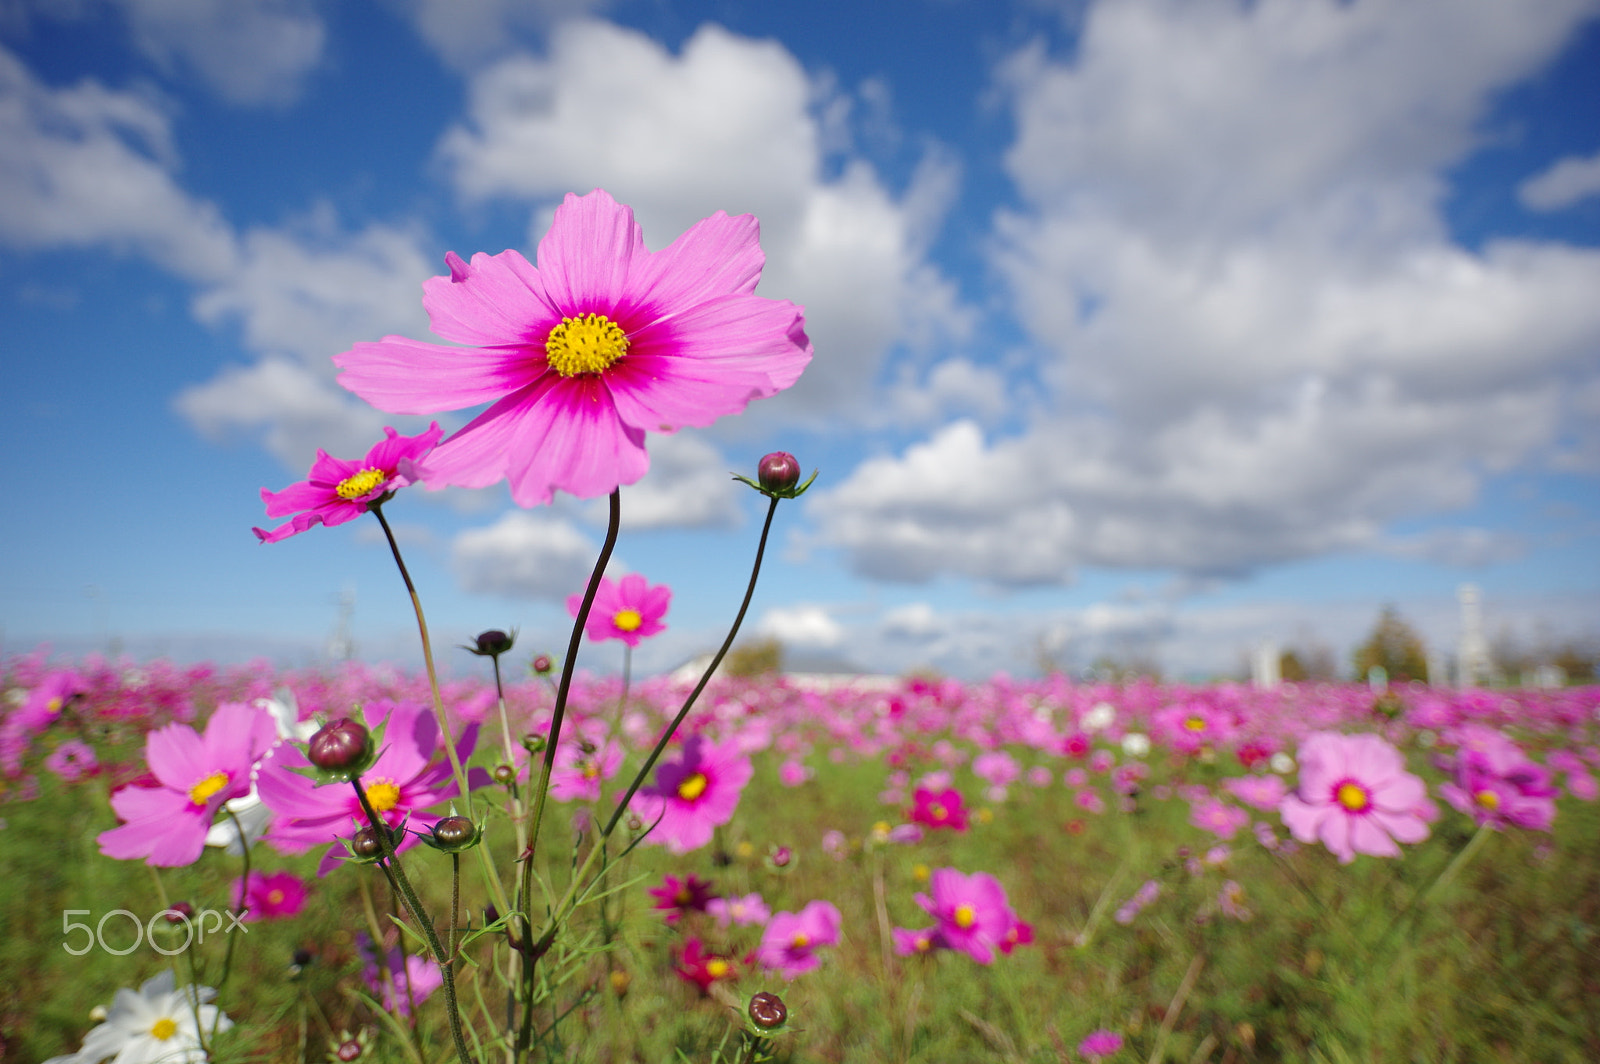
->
[98,702,278,867]
[914,867,1021,965]
[237,869,309,922]
[1279,731,1436,864]
[334,189,812,507]
[566,573,670,647]
[1438,728,1558,831]
[253,423,442,543]
[257,700,485,874]
[756,900,842,978]
[910,786,969,831]
[631,734,753,854]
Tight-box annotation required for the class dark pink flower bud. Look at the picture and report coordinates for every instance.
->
[308,718,373,771]
[758,452,800,493]
[749,991,787,1030]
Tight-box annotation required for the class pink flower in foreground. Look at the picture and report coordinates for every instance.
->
[566,573,670,647]
[334,189,813,507]
[631,735,753,854]
[1278,731,1435,864]
[914,867,1019,965]
[1439,730,1559,831]
[756,900,841,977]
[253,423,442,543]
[237,869,309,922]
[97,702,277,867]
[257,700,485,874]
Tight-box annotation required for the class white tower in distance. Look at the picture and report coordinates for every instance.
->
[1456,584,1493,688]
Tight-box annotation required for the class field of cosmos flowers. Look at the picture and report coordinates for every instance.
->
[4,187,1599,1063]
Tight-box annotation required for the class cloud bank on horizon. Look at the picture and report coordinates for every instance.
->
[2,0,1597,679]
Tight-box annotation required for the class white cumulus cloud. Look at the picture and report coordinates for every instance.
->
[1519,148,1600,211]
[451,510,605,600]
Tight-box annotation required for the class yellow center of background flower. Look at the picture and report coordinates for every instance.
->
[677,772,709,801]
[929,803,947,820]
[188,772,229,805]
[613,609,643,631]
[791,933,809,949]
[365,779,401,812]
[1475,789,1500,810]
[707,959,729,978]
[545,313,629,377]
[336,467,386,500]
[954,904,976,928]
[1335,782,1369,812]
[150,1017,178,1040]
[46,697,63,713]
[267,889,285,905]
[1185,717,1207,731]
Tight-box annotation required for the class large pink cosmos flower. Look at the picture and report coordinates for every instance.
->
[914,867,1021,965]
[253,423,442,543]
[98,702,278,867]
[755,900,842,978]
[1278,731,1436,864]
[257,700,485,874]
[566,573,670,648]
[334,190,812,507]
[630,734,753,854]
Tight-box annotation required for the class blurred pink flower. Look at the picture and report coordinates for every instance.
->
[253,424,442,543]
[97,702,277,867]
[238,869,308,922]
[1279,731,1435,864]
[910,786,969,831]
[1223,773,1288,811]
[631,735,753,854]
[11,668,86,735]
[892,926,943,956]
[675,937,737,993]
[334,189,812,507]
[778,757,812,787]
[361,934,442,1017]
[755,900,841,977]
[1078,1029,1124,1059]
[547,728,625,803]
[706,891,769,928]
[914,867,1019,965]
[1439,729,1559,831]
[566,573,670,648]
[43,739,98,782]
[647,873,718,924]
[1190,797,1250,840]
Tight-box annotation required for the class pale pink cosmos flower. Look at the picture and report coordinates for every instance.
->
[360,934,442,1018]
[1223,773,1288,811]
[257,700,486,874]
[755,900,841,977]
[706,891,770,928]
[253,423,442,543]
[630,734,753,854]
[914,867,1018,965]
[334,189,812,507]
[44,739,98,783]
[1190,797,1250,840]
[547,723,625,803]
[97,702,278,867]
[566,573,670,647]
[1278,731,1435,864]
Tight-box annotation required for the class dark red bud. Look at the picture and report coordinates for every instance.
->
[351,827,384,859]
[749,991,787,1029]
[337,1040,363,1062]
[473,629,515,655]
[757,452,801,493]
[308,718,372,771]
[531,654,553,674]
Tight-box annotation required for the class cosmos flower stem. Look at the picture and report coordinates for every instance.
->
[516,488,623,1059]
[1377,822,1493,952]
[372,502,514,925]
[602,494,782,839]
[213,807,251,1000]
[352,778,474,1064]
[1145,953,1204,1064]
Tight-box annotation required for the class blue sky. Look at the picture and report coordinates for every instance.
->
[2,0,1598,681]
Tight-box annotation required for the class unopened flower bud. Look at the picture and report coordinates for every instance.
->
[531,654,553,675]
[494,764,516,785]
[163,902,194,923]
[430,815,478,852]
[351,826,385,860]
[308,718,372,772]
[748,991,787,1030]
[336,1042,362,1063]
[467,629,516,656]
[522,733,546,755]
[758,452,800,493]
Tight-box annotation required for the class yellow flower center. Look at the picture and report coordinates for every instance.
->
[613,609,643,632]
[1475,789,1500,810]
[677,772,709,802]
[365,779,402,813]
[1335,781,1369,813]
[929,803,947,821]
[954,904,976,929]
[1185,716,1207,731]
[150,1017,178,1041]
[46,697,63,714]
[790,933,809,949]
[267,889,285,905]
[335,467,387,500]
[582,762,601,780]
[706,959,729,978]
[545,313,630,377]
[915,935,932,952]
[188,772,230,806]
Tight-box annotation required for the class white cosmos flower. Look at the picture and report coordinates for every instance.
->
[1269,751,1296,774]
[1120,732,1150,758]
[1082,702,1117,732]
[205,689,315,855]
[43,970,230,1064]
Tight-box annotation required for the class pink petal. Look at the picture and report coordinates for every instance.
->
[364,423,443,475]
[625,209,765,311]
[532,190,649,313]
[335,337,540,415]
[1370,809,1429,845]
[1278,794,1322,843]
[1347,815,1401,859]
[1316,810,1356,864]
[422,250,562,347]
[145,723,207,791]
[260,478,333,518]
